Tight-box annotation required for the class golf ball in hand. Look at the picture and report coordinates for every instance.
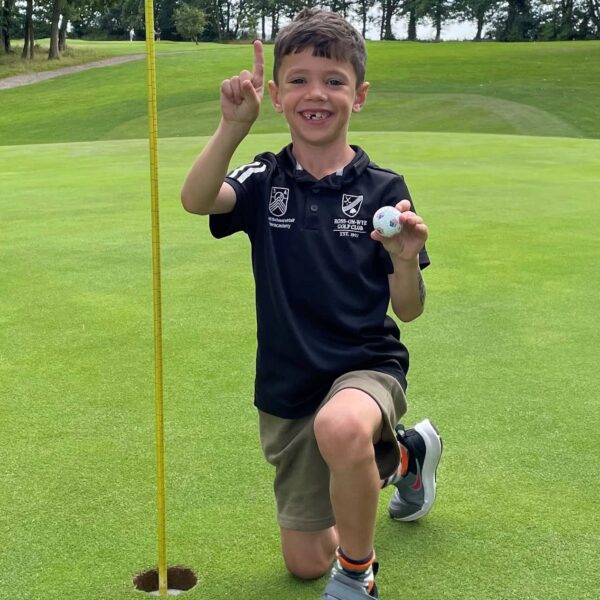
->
[373,206,402,238]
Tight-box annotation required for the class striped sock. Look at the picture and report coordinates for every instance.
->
[381,441,409,488]
[335,547,376,595]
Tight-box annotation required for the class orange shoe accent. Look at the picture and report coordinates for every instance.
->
[399,442,409,477]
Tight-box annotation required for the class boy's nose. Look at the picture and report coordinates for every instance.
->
[304,84,327,101]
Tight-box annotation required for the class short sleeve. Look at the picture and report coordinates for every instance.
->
[209,159,268,239]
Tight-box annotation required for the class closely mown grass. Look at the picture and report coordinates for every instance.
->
[0,39,227,79]
[1,37,599,600]
[1,41,599,145]
[1,132,599,599]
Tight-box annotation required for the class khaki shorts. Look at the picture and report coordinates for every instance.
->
[258,370,407,531]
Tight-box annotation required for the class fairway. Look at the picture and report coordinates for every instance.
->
[1,41,600,145]
[1,130,599,599]
[1,38,600,600]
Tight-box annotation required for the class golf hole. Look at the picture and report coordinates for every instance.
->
[133,566,198,596]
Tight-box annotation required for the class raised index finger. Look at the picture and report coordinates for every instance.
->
[252,40,264,87]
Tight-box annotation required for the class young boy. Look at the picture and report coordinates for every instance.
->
[181,10,442,599]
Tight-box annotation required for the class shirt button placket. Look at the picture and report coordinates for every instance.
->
[305,189,320,230]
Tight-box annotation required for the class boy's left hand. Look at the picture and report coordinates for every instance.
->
[370,199,428,261]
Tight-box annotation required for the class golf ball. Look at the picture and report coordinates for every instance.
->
[373,206,402,238]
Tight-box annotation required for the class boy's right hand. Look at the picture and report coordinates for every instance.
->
[220,40,264,126]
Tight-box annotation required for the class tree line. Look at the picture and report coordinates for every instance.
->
[2,0,599,61]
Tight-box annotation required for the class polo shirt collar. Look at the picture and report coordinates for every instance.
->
[279,144,370,190]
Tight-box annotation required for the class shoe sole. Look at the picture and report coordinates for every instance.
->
[391,418,443,522]
[322,570,378,599]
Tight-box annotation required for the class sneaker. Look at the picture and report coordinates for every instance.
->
[321,562,379,600]
[388,418,443,522]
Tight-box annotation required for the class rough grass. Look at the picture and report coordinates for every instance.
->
[0,41,135,78]
[1,132,599,599]
[0,39,222,78]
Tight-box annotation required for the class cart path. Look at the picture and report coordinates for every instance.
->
[0,54,145,90]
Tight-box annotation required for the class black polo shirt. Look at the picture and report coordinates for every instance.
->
[210,145,429,419]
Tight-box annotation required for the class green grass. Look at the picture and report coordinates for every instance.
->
[0,40,138,79]
[1,41,600,145]
[1,40,599,599]
[0,39,224,78]
[1,131,599,599]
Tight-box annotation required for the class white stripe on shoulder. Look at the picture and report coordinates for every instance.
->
[237,163,267,183]
[229,161,262,181]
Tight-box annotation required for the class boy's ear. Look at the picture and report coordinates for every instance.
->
[352,81,370,113]
[268,80,283,112]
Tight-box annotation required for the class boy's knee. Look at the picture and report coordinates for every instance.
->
[314,407,374,465]
[283,552,331,580]
[280,527,337,580]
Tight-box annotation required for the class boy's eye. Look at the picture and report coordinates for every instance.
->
[328,79,344,86]
[289,78,305,84]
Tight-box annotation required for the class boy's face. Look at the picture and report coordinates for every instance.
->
[268,49,368,149]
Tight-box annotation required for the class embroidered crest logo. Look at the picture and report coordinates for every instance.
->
[269,187,289,216]
[342,194,363,217]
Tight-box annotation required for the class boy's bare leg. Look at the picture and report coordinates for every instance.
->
[314,389,383,560]
[280,527,338,579]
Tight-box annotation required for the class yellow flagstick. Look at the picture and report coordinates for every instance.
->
[143,0,168,596]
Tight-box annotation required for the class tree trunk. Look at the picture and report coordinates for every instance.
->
[384,12,394,39]
[48,0,63,59]
[261,13,265,40]
[383,1,395,39]
[0,2,4,54]
[270,7,279,41]
[474,14,484,41]
[435,7,442,41]
[407,8,417,40]
[225,0,230,37]
[22,0,34,59]
[1,0,15,54]
[379,1,386,39]
[59,12,68,52]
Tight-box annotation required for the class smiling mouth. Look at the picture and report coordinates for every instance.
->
[301,111,331,121]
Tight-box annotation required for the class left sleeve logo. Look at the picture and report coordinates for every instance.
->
[269,187,290,216]
[342,194,364,217]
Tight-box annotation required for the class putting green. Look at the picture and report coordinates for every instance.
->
[1,131,599,599]
[102,92,581,141]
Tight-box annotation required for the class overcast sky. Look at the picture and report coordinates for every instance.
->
[363,16,480,41]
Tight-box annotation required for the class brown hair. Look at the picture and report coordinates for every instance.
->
[273,9,366,87]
